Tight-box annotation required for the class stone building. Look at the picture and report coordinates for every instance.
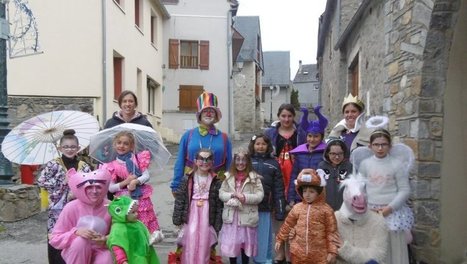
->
[262,51,291,126]
[232,16,264,133]
[318,0,467,262]
[292,61,320,108]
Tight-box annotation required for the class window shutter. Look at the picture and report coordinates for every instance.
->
[179,85,204,111]
[169,39,179,69]
[199,40,209,70]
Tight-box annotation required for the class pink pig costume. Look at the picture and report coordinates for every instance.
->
[50,168,113,263]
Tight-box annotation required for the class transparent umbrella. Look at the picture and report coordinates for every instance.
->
[89,123,171,172]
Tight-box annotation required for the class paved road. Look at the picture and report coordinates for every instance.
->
[0,144,181,264]
[0,137,253,264]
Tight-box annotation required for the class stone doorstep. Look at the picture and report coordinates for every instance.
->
[0,184,41,222]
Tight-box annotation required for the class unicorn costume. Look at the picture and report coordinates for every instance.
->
[335,174,388,264]
[50,168,112,263]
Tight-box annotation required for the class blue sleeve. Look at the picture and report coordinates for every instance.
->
[287,157,300,203]
[171,131,189,192]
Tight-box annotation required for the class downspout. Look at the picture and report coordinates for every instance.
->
[101,0,107,125]
[226,9,233,135]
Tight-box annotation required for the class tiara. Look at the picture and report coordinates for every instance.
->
[370,128,391,137]
[342,93,365,109]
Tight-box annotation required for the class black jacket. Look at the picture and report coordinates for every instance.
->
[251,153,286,221]
[104,111,153,129]
[318,160,353,211]
[172,172,224,232]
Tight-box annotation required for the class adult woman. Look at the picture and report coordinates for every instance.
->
[103,90,152,201]
[104,90,152,128]
[264,103,306,264]
[265,104,306,197]
[171,92,232,194]
[329,93,372,152]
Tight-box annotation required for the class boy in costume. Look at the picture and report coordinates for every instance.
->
[107,195,160,264]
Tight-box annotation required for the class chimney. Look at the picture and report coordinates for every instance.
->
[298,60,303,74]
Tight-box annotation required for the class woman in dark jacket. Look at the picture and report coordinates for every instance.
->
[249,134,286,264]
[104,90,153,128]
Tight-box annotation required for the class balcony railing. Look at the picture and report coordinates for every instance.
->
[180,55,198,68]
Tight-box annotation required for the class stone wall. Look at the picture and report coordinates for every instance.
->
[319,0,463,261]
[7,96,95,128]
[233,62,259,133]
[0,184,40,222]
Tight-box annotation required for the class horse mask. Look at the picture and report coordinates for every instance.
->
[339,173,368,220]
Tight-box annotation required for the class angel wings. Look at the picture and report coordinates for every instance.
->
[350,143,415,177]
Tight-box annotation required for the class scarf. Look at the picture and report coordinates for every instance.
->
[198,125,218,136]
[235,171,247,184]
[61,155,79,170]
[117,152,143,199]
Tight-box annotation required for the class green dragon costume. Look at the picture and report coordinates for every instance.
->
[107,196,160,264]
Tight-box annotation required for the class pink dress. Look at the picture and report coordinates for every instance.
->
[219,179,258,257]
[180,173,217,263]
[105,151,160,232]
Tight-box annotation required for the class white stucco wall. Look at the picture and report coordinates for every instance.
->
[162,0,231,135]
[105,0,166,126]
[7,0,167,128]
[7,0,102,97]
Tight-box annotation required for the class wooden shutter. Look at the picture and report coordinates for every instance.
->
[199,40,209,70]
[169,39,179,69]
[113,57,123,100]
[179,85,204,111]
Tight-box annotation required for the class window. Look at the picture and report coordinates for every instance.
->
[180,41,198,68]
[169,39,209,70]
[113,54,124,100]
[147,78,159,114]
[349,55,359,96]
[179,85,204,111]
[134,0,142,28]
[150,13,157,45]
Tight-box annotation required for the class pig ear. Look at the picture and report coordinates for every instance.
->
[99,163,114,174]
[67,168,77,177]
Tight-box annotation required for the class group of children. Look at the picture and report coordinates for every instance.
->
[169,105,413,264]
[39,129,163,263]
[38,105,414,264]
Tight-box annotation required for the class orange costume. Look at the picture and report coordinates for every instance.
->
[276,169,338,263]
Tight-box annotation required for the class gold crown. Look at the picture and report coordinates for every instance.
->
[342,93,365,110]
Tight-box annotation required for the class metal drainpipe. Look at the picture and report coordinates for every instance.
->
[101,0,107,125]
[226,8,233,135]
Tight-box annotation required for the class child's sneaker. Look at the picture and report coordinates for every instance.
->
[149,230,164,245]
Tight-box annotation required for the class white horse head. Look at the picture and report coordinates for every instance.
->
[339,173,368,220]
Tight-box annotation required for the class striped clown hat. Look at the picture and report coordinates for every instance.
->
[196,92,222,124]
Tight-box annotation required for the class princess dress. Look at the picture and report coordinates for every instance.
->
[105,150,160,233]
[179,173,218,263]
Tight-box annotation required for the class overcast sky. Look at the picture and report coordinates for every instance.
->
[237,0,327,77]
